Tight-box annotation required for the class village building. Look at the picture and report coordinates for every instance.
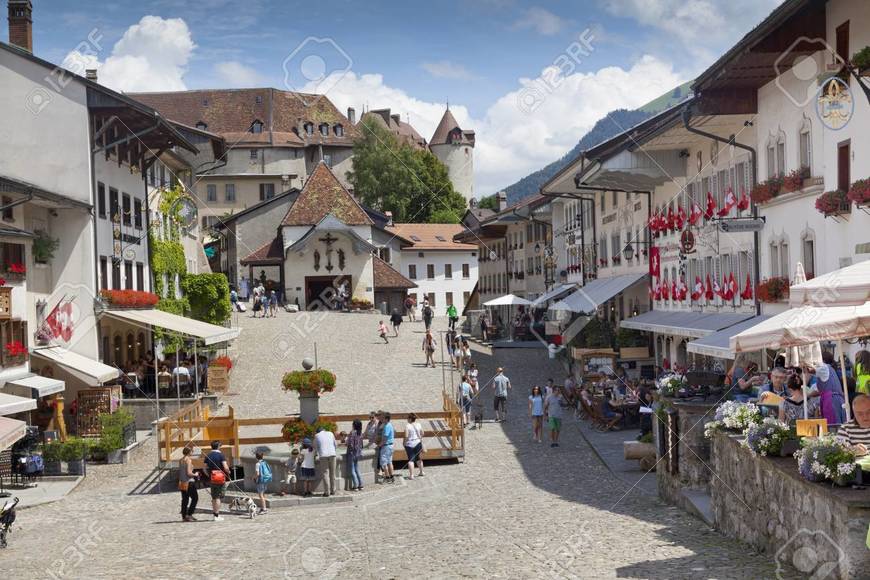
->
[360,108,427,149]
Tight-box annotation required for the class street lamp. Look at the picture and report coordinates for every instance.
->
[622,243,635,262]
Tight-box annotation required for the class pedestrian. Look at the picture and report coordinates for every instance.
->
[253,451,271,514]
[479,313,489,341]
[446,303,458,330]
[390,308,403,336]
[461,339,473,371]
[378,320,390,344]
[374,411,385,483]
[422,330,437,368]
[280,448,299,496]
[493,367,511,422]
[404,413,425,479]
[203,440,230,521]
[422,302,434,330]
[346,419,364,491]
[405,295,416,322]
[269,290,278,317]
[314,427,337,497]
[298,438,316,497]
[468,362,479,393]
[459,375,473,425]
[364,411,378,448]
[230,287,239,312]
[379,412,396,483]
[528,385,545,443]
[252,292,262,317]
[453,335,463,369]
[178,446,198,522]
[545,386,565,447]
[446,330,456,368]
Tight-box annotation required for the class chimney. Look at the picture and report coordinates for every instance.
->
[497,191,508,212]
[347,107,356,124]
[8,0,33,53]
[85,69,98,81]
[384,211,393,227]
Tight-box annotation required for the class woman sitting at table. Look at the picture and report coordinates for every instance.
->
[779,374,820,425]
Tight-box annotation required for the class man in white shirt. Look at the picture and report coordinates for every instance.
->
[313,427,338,496]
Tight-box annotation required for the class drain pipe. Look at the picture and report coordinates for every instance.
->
[682,105,761,316]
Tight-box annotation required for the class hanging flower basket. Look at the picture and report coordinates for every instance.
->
[100,289,160,308]
[815,190,850,217]
[281,369,336,396]
[756,277,790,303]
[280,417,338,443]
[847,178,870,206]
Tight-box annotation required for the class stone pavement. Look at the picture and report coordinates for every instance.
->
[3,312,796,578]
[576,421,658,497]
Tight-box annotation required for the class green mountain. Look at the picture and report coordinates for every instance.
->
[498,82,692,205]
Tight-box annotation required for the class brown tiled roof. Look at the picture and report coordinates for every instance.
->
[240,237,284,265]
[430,108,474,146]
[129,88,356,147]
[386,223,477,250]
[361,109,427,149]
[373,255,416,289]
[281,162,373,226]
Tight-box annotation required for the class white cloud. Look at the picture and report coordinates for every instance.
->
[513,7,568,36]
[420,60,476,80]
[63,15,195,92]
[308,55,683,196]
[214,60,264,87]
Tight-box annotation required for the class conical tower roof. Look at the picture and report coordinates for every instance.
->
[430,108,473,146]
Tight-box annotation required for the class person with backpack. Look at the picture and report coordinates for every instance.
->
[204,440,230,521]
[422,303,434,330]
[178,446,199,522]
[253,451,272,514]
[389,308,403,336]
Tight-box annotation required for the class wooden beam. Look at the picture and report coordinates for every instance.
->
[695,87,758,116]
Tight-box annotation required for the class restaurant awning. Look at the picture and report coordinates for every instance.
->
[31,347,120,386]
[686,315,771,359]
[4,374,65,399]
[620,310,755,338]
[0,392,37,416]
[0,416,27,451]
[532,284,577,307]
[101,309,241,345]
[551,273,647,313]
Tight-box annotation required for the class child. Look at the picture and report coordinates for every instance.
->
[280,448,300,496]
[378,320,389,344]
[253,451,271,514]
[298,438,316,497]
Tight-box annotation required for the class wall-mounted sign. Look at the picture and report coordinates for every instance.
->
[816,76,853,131]
[680,229,696,254]
[718,218,765,233]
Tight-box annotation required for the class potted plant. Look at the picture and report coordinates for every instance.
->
[851,46,870,76]
[743,418,797,457]
[32,231,60,264]
[98,409,134,463]
[42,441,64,475]
[4,262,26,281]
[704,401,762,438]
[61,437,89,475]
[282,367,336,422]
[815,190,850,217]
[756,277,790,303]
[280,417,338,443]
[847,178,870,206]
[794,434,858,486]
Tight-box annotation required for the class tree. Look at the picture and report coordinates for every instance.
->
[477,194,498,210]
[347,116,466,223]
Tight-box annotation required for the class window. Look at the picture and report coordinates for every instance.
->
[776,139,786,177]
[446,292,454,307]
[319,123,329,136]
[0,320,28,368]
[136,262,145,291]
[304,123,314,136]
[780,241,790,280]
[408,264,417,279]
[225,184,236,202]
[250,149,258,161]
[97,182,106,218]
[799,122,812,171]
[323,154,332,167]
[122,194,131,226]
[251,121,263,133]
[767,145,776,179]
[610,231,621,259]
[598,236,608,262]
[378,247,391,263]
[463,291,470,305]
[837,141,850,192]
[124,261,133,290]
[100,256,108,290]
[109,188,119,221]
[134,199,142,229]
[206,184,217,202]
[111,259,121,289]
[612,190,618,209]
[148,165,156,186]
[195,121,208,130]
[259,183,275,200]
[159,165,167,188]
[334,125,344,137]
[444,264,452,279]
[462,263,470,279]
[255,95,263,104]
[427,293,436,307]
[769,243,779,277]
[803,238,815,278]
[426,264,435,279]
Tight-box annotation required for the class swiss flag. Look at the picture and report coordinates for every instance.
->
[671,280,678,301]
[705,191,716,221]
[676,205,686,230]
[729,272,738,300]
[648,214,658,234]
[713,277,723,299]
[654,280,662,301]
[705,274,714,300]
[679,278,689,301]
[691,276,703,302]
[718,187,736,217]
[667,206,675,232]
[662,278,670,300]
[737,188,751,211]
[740,273,753,300]
[689,201,703,226]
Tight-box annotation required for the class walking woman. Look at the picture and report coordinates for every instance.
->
[346,419,364,491]
[390,308,403,337]
[422,330,437,368]
[178,446,198,522]
[404,413,425,479]
[528,385,545,443]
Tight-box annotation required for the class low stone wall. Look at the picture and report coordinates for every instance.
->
[123,395,220,430]
[711,433,870,579]
[655,400,716,511]
[239,446,382,494]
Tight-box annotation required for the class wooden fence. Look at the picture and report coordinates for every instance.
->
[157,390,464,466]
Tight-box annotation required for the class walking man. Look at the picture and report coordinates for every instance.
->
[203,440,230,521]
[380,412,396,483]
[545,386,565,447]
[446,303,459,331]
[422,302,434,330]
[493,367,511,422]
[405,295,416,322]
[314,426,337,496]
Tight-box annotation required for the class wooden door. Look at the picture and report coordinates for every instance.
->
[837,142,850,192]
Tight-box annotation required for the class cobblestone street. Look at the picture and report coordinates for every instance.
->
[5,312,788,578]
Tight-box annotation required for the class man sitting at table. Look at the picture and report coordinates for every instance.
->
[836,395,870,457]
[729,360,764,402]
[758,367,788,397]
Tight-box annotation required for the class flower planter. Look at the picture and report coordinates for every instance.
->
[43,459,62,476]
[67,458,86,476]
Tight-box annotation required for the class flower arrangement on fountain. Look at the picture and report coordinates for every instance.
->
[742,417,792,456]
[656,374,687,398]
[704,401,762,438]
[280,417,338,443]
[794,434,858,484]
[281,368,337,396]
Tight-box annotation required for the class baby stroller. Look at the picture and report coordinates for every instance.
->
[0,497,19,549]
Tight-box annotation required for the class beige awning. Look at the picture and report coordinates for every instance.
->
[0,416,26,451]
[5,373,65,398]
[31,347,120,386]
[101,309,241,345]
[0,392,37,416]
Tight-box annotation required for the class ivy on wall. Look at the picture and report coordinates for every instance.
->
[182,273,232,326]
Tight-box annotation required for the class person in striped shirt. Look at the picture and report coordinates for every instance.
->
[836,395,870,456]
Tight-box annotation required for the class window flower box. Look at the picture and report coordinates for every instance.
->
[750,176,784,205]
[612,256,621,265]
[782,167,809,193]
[99,289,160,309]
[4,340,28,365]
[815,190,851,217]
[756,277,790,303]
[847,178,870,206]
[3,263,26,281]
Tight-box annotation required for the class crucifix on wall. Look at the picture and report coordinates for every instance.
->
[319,233,339,272]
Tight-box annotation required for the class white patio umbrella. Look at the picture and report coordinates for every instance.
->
[787,262,823,419]
[483,294,533,342]
[789,259,870,307]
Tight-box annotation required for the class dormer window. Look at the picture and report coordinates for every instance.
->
[255,95,263,104]
[251,120,264,134]
[319,123,329,136]
[304,123,314,136]
[334,124,344,137]
[195,121,208,130]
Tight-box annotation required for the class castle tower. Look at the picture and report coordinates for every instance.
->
[7,0,33,52]
[429,107,475,205]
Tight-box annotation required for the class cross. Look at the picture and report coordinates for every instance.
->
[319,233,339,271]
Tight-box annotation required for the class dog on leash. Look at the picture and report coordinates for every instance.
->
[229,496,257,519]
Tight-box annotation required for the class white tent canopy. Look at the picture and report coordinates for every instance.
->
[789,259,870,307]
[0,392,37,416]
[0,416,26,451]
[102,309,241,345]
[483,294,533,307]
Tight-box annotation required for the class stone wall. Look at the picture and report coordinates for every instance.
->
[711,433,870,579]
[655,400,716,509]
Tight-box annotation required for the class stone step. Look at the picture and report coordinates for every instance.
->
[680,488,714,527]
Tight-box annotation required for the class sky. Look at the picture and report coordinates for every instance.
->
[6,0,785,196]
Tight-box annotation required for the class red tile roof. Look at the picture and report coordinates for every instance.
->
[281,162,373,226]
[386,223,477,250]
[240,237,284,265]
[373,256,416,289]
[361,109,427,149]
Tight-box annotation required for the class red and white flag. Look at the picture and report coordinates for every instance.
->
[737,188,751,211]
[679,278,689,301]
[718,187,736,217]
[662,278,670,300]
[689,201,703,226]
[705,191,716,221]
[740,273,753,300]
[713,277,723,299]
[705,274,714,300]
[691,276,703,302]
[728,272,738,300]
[667,206,675,231]
[676,205,686,230]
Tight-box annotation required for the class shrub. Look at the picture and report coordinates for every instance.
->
[42,441,64,462]
[349,297,374,309]
[98,409,135,453]
[282,369,337,396]
[182,273,232,326]
[60,437,90,461]
[851,46,870,71]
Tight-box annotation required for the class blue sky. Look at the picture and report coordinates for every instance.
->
[5,0,784,194]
